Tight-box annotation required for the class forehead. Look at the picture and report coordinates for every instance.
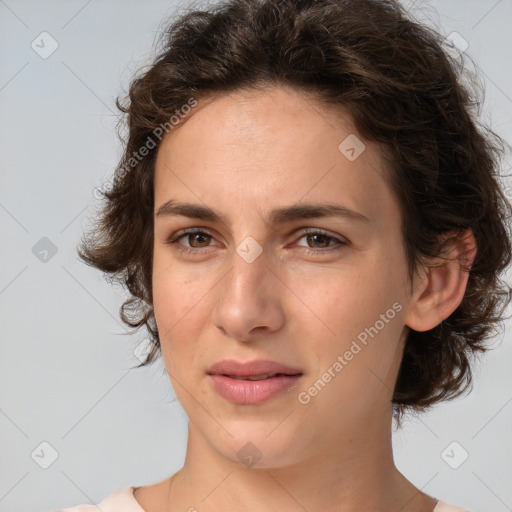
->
[153,84,398,229]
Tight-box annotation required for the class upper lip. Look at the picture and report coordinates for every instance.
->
[207,359,303,377]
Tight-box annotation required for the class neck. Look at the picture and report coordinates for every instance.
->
[166,410,435,512]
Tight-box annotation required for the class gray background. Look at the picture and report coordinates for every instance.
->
[1,1,511,511]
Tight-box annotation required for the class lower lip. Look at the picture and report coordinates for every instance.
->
[209,374,302,404]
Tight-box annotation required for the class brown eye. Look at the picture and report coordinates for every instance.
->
[305,233,331,248]
[296,229,347,252]
[165,228,217,255]
[186,232,212,248]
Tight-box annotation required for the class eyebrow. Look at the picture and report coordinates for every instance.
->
[155,200,370,225]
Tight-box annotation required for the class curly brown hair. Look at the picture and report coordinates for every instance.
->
[78,0,512,419]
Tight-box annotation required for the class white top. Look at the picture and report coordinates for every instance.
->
[56,486,470,512]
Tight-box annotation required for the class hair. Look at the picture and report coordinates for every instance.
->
[78,0,512,420]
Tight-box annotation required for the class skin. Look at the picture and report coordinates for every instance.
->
[133,83,476,512]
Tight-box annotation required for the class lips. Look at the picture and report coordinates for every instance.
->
[207,359,304,405]
[207,359,303,379]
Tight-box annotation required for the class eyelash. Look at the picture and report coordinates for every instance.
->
[165,228,347,257]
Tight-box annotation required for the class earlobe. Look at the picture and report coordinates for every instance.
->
[404,229,477,332]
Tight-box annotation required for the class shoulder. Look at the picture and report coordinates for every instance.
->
[56,487,143,512]
[435,500,471,512]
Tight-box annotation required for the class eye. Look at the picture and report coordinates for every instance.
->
[165,228,218,256]
[295,229,347,254]
[176,231,212,248]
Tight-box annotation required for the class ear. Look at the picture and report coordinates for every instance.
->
[404,229,477,332]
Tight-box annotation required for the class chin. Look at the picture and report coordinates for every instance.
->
[203,419,311,470]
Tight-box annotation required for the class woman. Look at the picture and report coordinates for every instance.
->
[60,0,511,510]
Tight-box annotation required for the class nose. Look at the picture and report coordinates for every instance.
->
[211,247,286,343]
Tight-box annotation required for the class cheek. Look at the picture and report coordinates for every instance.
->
[289,260,403,337]
[152,261,206,363]
[293,256,407,385]
[152,246,201,323]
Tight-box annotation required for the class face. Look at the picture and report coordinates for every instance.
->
[152,84,413,468]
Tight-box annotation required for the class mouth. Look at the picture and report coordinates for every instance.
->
[206,360,304,405]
